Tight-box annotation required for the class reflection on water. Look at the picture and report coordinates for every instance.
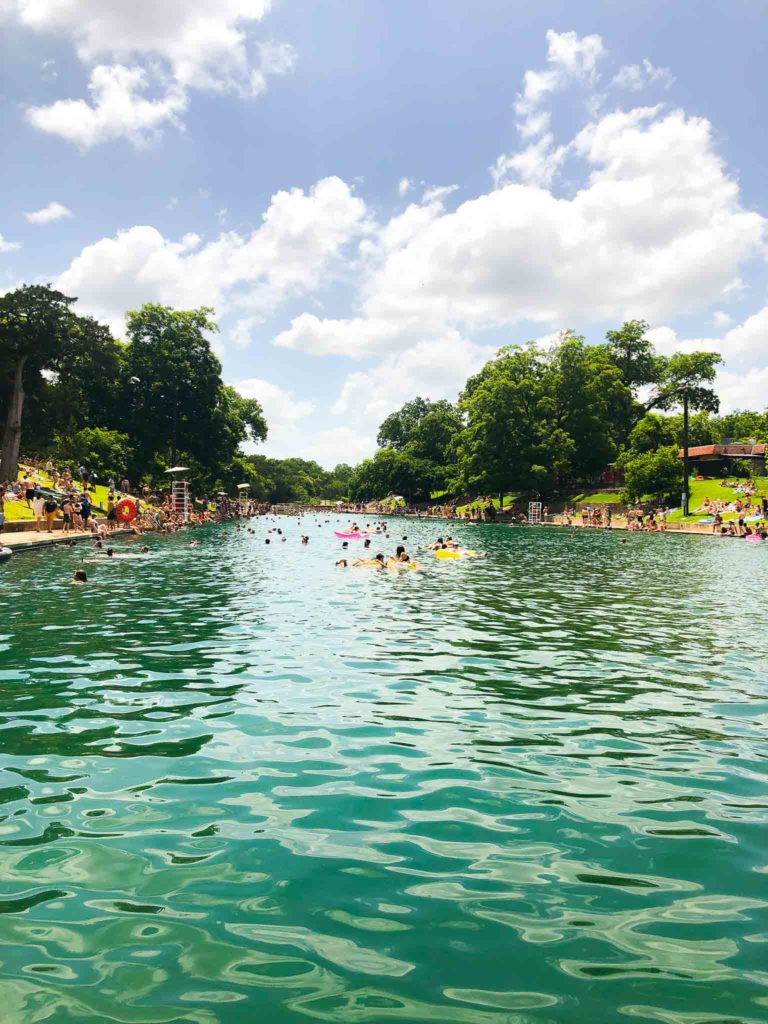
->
[1,517,767,1023]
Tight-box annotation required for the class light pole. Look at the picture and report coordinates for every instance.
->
[682,392,690,517]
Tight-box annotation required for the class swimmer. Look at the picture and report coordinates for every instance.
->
[364,538,371,548]
[140,545,149,553]
[301,536,309,545]
[265,538,271,544]
[73,568,87,584]
[336,559,348,567]
[106,548,114,557]
[342,541,349,549]
[189,540,198,547]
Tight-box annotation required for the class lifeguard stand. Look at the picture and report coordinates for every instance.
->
[237,483,250,512]
[528,501,542,524]
[166,466,190,522]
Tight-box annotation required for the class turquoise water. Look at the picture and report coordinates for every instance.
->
[1,516,767,1024]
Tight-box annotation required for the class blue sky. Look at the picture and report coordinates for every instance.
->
[1,0,766,466]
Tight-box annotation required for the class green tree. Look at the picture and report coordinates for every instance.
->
[548,336,632,479]
[714,408,768,443]
[606,319,660,391]
[122,304,266,485]
[377,398,436,449]
[623,446,681,503]
[455,338,630,497]
[24,316,125,453]
[626,413,679,455]
[651,351,722,514]
[51,427,133,483]
[350,448,433,502]
[0,284,77,481]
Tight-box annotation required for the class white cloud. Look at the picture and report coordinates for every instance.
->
[492,133,568,188]
[27,64,187,148]
[717,367,768,413]
[398,177,413,197]
[274,313,415,358]
[647,306,768,414]
[356,107,765,332]
[258,424,373,466]
[612,59,675,92]
[712,311,733,328]
[234,378,314,421]
[0,234,21,253]
[55,177,368,334]
[24,200,73,224]
[6,0,295,146]
[333,331,492,421]
[515,29,606,127]
[499,29,606,189]
[648,305,768,364]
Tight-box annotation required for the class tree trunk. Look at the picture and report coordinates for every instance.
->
[0,355,27,483]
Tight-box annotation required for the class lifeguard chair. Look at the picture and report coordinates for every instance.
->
[166,466,190,522]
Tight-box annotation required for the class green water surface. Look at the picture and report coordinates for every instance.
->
[1,517,767,1023]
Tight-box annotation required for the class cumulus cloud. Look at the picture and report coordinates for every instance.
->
[24,200,73,224]
[55,177,368,334]
[612,58,675,92]
[717,367,768,413]
[27,64,188,148]
[356,108,765,332]
[0,234,21,253]
[333,332,493,422]
[648,305,768,364]
[491,133,568,188]
[398,177,414,197]
[265,31,768,450]
[493,29,607,191]
[5,0,295,146]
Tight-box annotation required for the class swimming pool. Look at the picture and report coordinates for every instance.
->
[1,516,766,1022]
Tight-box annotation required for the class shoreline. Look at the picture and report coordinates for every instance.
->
[273,506,753,538]
[1,528,133,553]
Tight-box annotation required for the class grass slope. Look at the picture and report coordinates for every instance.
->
[4,466,138,523]
[666,477,768,523]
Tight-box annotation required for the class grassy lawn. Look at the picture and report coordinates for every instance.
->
[666,477,768,524]
[4,465,140,524]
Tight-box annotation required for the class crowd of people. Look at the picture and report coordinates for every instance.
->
[0,457,270,542]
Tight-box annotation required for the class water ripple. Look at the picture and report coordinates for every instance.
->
[0,517,766,1022]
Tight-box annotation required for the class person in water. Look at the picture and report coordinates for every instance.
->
[73,568,87,583]
[336,559,348,567]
